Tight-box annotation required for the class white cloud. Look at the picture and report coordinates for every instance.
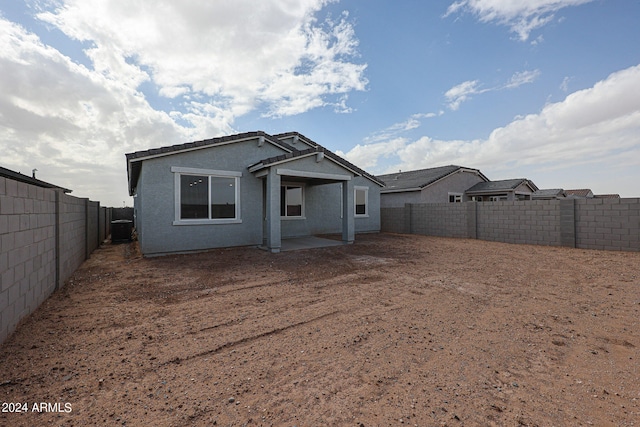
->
[364,113,440,144]
[36,0,367,120]
[445,0,594,41]
[337,138,408,170]
[505,69,541,88]
[342,64,640,195]
[0,1,367,206]
[338,112,442,169]
[0,18,192,206]
[445,69,539,109]
[444,80,483,110]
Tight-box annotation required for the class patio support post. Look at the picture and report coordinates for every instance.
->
[342,180,355,244]
[265,169,281,253]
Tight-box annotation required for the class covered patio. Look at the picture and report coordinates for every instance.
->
[251,162,356,253]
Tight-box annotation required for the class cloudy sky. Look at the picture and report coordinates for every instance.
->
[1,0,639,206]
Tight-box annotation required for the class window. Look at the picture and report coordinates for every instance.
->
[180,174,208,219]
[355,186,368,217]
[172,167,241,225]
[281,184,303,218]
[448,193,462,203]
[490,195,508,202]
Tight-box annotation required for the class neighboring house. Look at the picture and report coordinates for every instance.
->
[564,189,620,199]
[531,188,566,200]
[565,189,594,198]
[0,166,71,193]
[126,131,384,256]
[377,165,489,207]
[465,178,538,201]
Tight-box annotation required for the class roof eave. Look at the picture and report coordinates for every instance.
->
[380,187,422,194]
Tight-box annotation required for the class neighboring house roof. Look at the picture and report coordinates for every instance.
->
[377,165,488,193]
[594,194,620,199]
[465,178,539,194]
[0,166,72,193]
[126,131,383,195]
[565,189,594,198]
[532,188,566,199]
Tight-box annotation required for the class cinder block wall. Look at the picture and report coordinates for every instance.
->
[1,177,111,345]
[412,203,470,238]
[381,198,640,252]
[0,177,57,345]
[87,201,101,255]
[57,194,88,287]
[476,200,561,246]
[575,198,640,251]
[380,207,405,234]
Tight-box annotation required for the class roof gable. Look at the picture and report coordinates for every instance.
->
[126,131,383,195]
[466,178,538,194]
[126,131,292,163]
[378,165,487,192]
[249,132,384,186]
[565,189,594,198]
[532,188,566,199]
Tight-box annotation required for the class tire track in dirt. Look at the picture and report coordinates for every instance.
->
[159,310,341,366]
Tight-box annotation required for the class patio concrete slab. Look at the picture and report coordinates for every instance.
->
[261,236,347,252]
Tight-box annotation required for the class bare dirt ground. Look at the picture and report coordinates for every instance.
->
[1,233,639,427]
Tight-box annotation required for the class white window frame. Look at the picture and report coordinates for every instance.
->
[281,182,305,220]
[354,186,369,217]
[172,166,242,225]
[448,192,463,203]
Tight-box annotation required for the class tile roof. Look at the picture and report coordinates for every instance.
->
[532,188,565,198]
[126,131,384,195]
[466,178,538,193]
[564,189,594,198]
[125,131,290,161]
[250,132,385,186]
[0,166,72,193]
[377,165,487,192]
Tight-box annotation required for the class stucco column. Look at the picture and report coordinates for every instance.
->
[342,180,355,243]
[265,169,281,253]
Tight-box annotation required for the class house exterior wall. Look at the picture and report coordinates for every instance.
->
[133,140,381,256]
[380,170,485,207]
[135,139,284,256]
[276,156,380,238]
[380,190,423,208]
[512,182,535,200]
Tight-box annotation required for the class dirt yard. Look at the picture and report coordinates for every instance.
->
[1,233,639,426]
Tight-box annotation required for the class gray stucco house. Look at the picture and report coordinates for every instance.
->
[378,166,540,206]
[465,178,538,201]
[126,131,384,256]
[377,165,489,207]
